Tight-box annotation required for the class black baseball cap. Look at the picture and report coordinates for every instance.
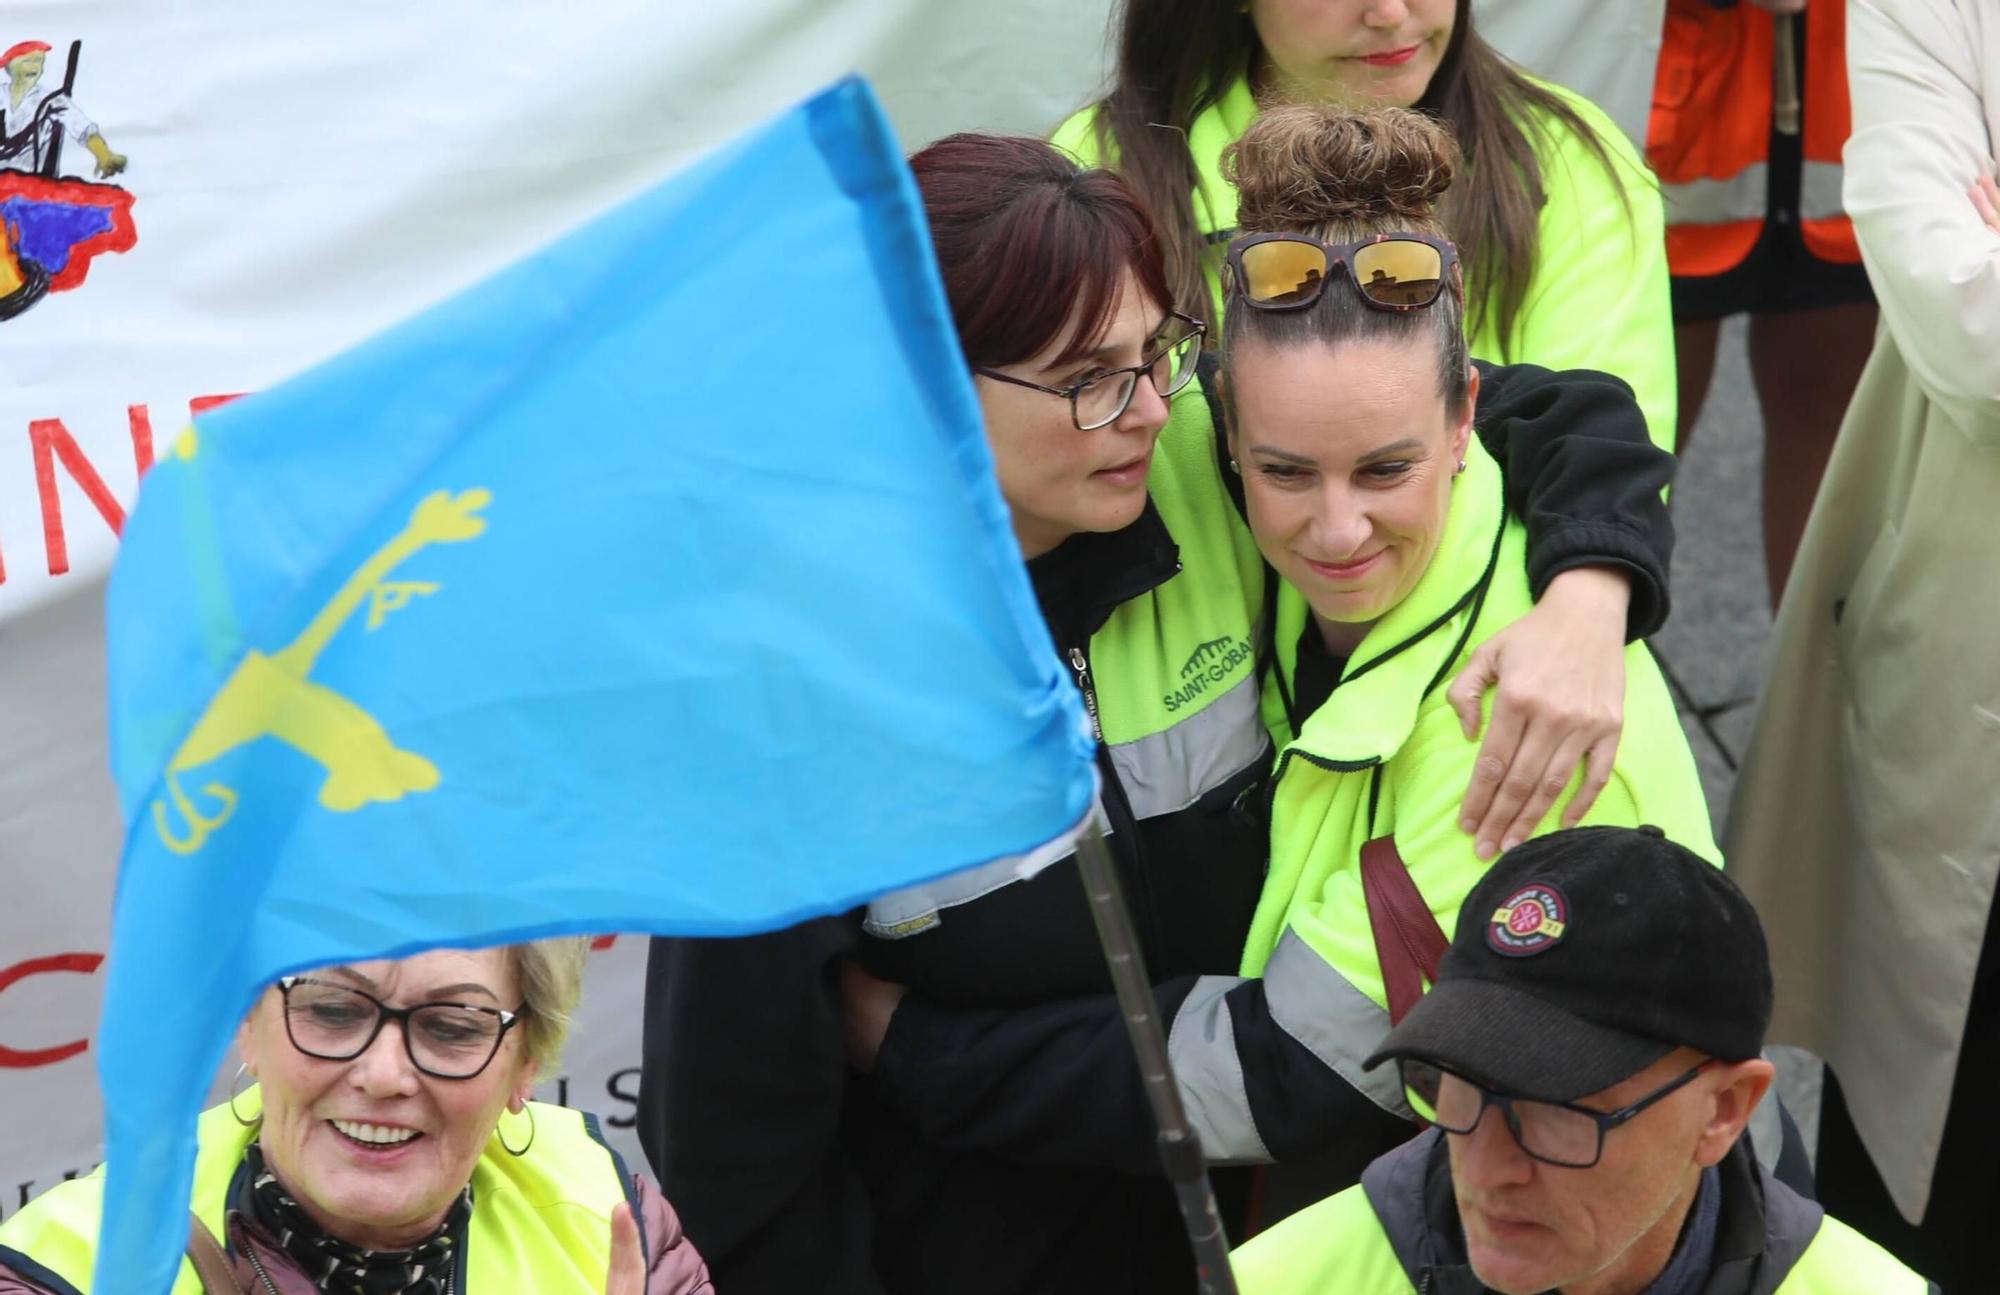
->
[1363,826,1772,1103]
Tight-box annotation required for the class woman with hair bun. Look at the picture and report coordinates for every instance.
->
[644,127,1680,1295]
[1058,0,1674,451]
[845,107,1714,1250]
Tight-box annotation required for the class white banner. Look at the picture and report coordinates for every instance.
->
[0,0,1116,1218]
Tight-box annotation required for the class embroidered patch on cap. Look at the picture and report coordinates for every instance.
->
[1488,882,1569,956]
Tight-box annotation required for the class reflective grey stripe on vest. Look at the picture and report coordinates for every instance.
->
[1663,162,1844,227]
[1800,160,1845,222]
[862,810,1097,939]
[1167,975,1272,1164]
[1108,670,1264,820]
[1664,163,1769,225]
[1264,928,1410,1118]
[863,672,1264,939]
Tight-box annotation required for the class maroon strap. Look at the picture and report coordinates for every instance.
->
[185,1211,245,1294]
[1359,836,1451,1026]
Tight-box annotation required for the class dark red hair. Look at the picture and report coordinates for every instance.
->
[910,133,1176,368]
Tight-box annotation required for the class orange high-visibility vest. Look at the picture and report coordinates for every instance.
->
[1647,0,1859,278]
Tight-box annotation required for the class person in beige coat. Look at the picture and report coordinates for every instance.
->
[1724,0,1999,1288]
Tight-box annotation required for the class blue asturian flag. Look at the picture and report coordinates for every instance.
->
[91,77,1095,1290]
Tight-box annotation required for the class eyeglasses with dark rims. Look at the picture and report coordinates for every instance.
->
[277,975,524,1080]
[1400,1057,1714,1168]
[971,310,1206,432]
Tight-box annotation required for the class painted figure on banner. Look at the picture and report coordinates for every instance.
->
[0,39,136,322]
[152,475,487,857]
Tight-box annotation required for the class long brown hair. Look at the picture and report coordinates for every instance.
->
[1090,0,1630,349]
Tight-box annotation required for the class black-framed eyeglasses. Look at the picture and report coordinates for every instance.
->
[971,310,1206,431]
[277,976,524,1081]
[1401,1058,1713,1168]
[1225,231,1460,313]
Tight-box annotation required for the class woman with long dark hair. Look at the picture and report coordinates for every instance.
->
[1059,0,1673,451]
[639,131,1676,1295]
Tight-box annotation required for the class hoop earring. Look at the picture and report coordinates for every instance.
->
[228,1063,261,1129]
[498,1103,536,1158]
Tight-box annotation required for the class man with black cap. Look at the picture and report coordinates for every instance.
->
[1231,826,1935,1294]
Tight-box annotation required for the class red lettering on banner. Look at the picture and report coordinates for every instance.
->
[606,1066,641,1129]
[0,952,105,1069]
[128,404,157,476]
[0,393,250,587]
[189,392,246,417]
[31,419,128,577]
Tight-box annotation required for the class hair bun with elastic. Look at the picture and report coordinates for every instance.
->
[1223,105,1459,231]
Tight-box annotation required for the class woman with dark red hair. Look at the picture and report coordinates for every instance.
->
[636,133,1676,1295]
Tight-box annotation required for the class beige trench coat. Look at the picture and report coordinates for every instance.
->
[1725,0,2000,1224]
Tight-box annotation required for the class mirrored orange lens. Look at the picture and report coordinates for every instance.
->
[1352,240,1444,306]
[1240,241,1331,305]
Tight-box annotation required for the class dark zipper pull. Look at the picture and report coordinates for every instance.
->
[1067,646,1104,743]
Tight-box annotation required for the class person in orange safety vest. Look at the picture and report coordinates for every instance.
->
[1648,0,1876,607]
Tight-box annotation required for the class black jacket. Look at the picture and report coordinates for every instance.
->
[637,362,1676,1295]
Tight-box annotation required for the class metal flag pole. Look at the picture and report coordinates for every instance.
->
[1073,817,1240,1295]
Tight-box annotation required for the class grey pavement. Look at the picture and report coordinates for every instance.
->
[1646,316,1823,1154]
[1655,314,1773,825]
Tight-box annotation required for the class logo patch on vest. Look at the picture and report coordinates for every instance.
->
[1488,883,1569,956]
[1163,634,1252,712]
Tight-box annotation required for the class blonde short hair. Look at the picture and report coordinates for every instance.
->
[508,936,591,1070]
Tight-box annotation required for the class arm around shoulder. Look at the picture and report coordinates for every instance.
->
[1404,638,1713,861]
[1472,360,1675,639]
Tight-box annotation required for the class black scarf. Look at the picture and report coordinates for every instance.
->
[244,1142,469,1294]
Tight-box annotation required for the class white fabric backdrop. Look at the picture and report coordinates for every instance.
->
[0,0,1120,1217]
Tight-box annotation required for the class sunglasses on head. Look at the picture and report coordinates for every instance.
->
[1224,231,1459,313]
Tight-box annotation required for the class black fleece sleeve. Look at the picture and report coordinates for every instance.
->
[871,977,1201,1179]
[639,921,886,1295]
[872,974,1411,1178]
[1472,360,1677,640]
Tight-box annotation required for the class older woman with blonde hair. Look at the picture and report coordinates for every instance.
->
[0,939,710,1294]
